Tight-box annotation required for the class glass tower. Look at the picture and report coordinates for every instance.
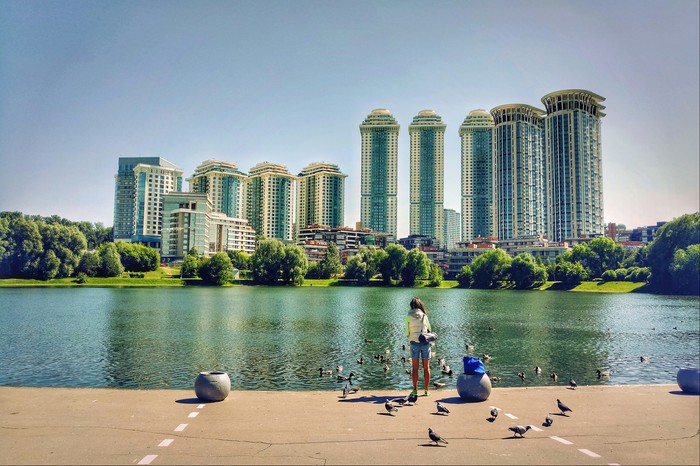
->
[359,109,399,238]
[296,162,347,236]
[491,104,546,241]
[247,162,295,241]
[443,208,461,250]
[459,109,495,242]
[541,89,606,242]
[409,110,446,248]
[188,160,248,219]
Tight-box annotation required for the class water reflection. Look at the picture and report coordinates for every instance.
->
[0,287,697,390]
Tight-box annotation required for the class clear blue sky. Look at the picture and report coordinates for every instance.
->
[1,0,698,237]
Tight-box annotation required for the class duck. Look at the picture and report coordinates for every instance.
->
[335,365,343,372]
[518,371,526,380]
[384,348,390,354]
[482,354,492,361]
[441,367,453,376]
[401,344,406,351]
[550,372,558,382]
[437,358,446,367]
[640,355,650,362]
[596,369,613,377]
[337,372,354,382]
[568,378,577,389]
[534,366,542,375]
[356,357,364,364]
[319,367,332,376]
[383,364,390,372]
[490,376,501,382]
[466,343,475,351]
[364,338,373,344]
[433,381,445,388]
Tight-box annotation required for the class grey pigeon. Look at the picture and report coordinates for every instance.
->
[544,415,553,427]
[350,385,360,393]
[490,407,499,419]
[428,427,448,445]
[508,425,532,437]
[392,397,408,405]
[568,379,577,389]
[341,383,349,398]
[436,401,450,415]
[385,400,398,415]
[407,393,418,404]
[557,399,572,415]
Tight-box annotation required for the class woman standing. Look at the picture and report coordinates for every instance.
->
[405,297,431,396]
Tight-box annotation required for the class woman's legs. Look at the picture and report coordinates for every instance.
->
[422,358,431,392]
[411,358,420,391]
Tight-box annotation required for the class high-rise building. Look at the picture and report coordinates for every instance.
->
[161,192,211,260]
[541,89,606,241]
[491,104,546,241]
[359,108,399,238]
[459,109,495,242]
[296,162,347,237]
[409,110,446,247]
[247,162,295,241]
[188,160,248,218]
[113,157,183,247]
[443,208,461,250]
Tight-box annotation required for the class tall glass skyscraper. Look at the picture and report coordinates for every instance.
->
[247,162,295,241]
[359,109,399,238]
[409,110,446,247]
[459,109,495,242]
[443,208,461,250]
[113,156,183,247]
[296,162,347,237]
[541,89,606,242]
[188,160,248,219]
[491,104,546,241]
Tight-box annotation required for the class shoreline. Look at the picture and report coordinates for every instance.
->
[1,384,697,465]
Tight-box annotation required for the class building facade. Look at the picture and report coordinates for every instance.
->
[409,110,446,247]
[247,162,295,241]
[542,89,606,242]
[459,109,495,242]
[209,212,256,254]
[296,162,347,239]
[443,208,461,250]
[359,109,399,238]
[161,192,211,261]
[491,104,546,241]
[188,160,248,219]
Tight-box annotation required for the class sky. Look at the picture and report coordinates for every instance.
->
[1,0,698,238]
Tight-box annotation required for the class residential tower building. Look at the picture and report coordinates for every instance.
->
[188,160,248,219]
[247,162,295,241]
[296,162,347,239]
[161,192,211,260]
[443,208,461,250]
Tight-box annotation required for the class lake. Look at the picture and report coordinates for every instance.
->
[0,287,697,391]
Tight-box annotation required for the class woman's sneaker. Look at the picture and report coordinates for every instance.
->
[424,390,431,396]
[410,389,418,396]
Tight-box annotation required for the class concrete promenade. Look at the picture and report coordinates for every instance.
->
[1,384,698,465]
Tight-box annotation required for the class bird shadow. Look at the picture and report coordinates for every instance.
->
[486,417,496,423]
[419,443,446,447]
[503,436,527,440]
[434,396,465,404]
[669,390,699,396]
[430,412,449,416]
[338,395,399,404]
[551,412,569,417]
[377,412,396,416]
[542,423,552,427]
[175,397,207,404]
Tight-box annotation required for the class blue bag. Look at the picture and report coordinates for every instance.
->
[463,356,486,374]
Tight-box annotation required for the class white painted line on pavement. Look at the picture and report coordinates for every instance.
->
[197,404,205,409]
[138,454,158,465]
[174,423,188,432]
[158,439,174,447]
[188,411,199,418]
[608,463,621,465]
[550,436,574,445]
[504,413,518,419]
[489,405,498,410]
[578,449,601,458]
[529,425,543,432]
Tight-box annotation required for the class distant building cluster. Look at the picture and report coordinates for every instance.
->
[111,88,659,270]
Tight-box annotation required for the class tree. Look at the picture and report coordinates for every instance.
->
[199,253,234,285]
[38,249,61,280]
[471,249,512,289]
[601,270,617,282]
[647,213,700,293]
[305,262,321,279]
[378,244,406,285]
[588,237,624,278]
[116,242,159,272]
[568,243,599,278]
[0,216,43,278]
[318,242,342,279]
[509,253,547,289]
[227,250,250,271]
[343,247,376,284]
[553,261,587,287]
[181,248,202,278]
[251,239,286,284]
[456,265,473,288]
[281,243,308,285]
[98,243,124,277]
[669,244,700,295]
[401,248,430,287]
[38,222,86,278]
[76,251,101,277]
[427,263,443,287]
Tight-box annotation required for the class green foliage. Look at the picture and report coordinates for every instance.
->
[305,262,321,279]
[401,248,429,287]
[199,253,235,285]
[74,272,88,284]
[281,243,308,285]
[621,246,647,268]
[251,239,285,284]
[343,247,376,284]
[227,250,250,270]
[98,243,124,277]
[670,245,700,295]
[456,265,473,288]
[588,237,624,278]
[116,242,159,272]
[77,251,101,277]
[552,261,588,287]
[427,263,443,287]
[647,213,700,293]
[509,253,548,289]
[377,244,407,285]
[318,242,342,279]
[471,249,512,289]
[39,250,61,280]
[601,269,618,282]
[181,251,201,278]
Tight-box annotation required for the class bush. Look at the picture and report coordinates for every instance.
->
[601,270,617,282]
[74,272,88,284]
[456,265,473,288]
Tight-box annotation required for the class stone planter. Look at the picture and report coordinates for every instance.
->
[456,373,492,402]
[676,368,700,394]
[194,371,231,402]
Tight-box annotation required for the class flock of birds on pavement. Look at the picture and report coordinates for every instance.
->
[318,338,653,446]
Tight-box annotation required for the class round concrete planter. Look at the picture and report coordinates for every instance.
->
[676,368,700,394]
[194,371,231,402]
[456,373,492,402]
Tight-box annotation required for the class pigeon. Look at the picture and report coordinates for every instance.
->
[550,372,558,382]
[319,367,332,376]
[557,399,572,416]
[385,400,398,415]
[428,427,448,445]
[356,357,364,364]
[518,371,526,380]
[535,366,542,375]
[508,425,532,437]
[490,407,499,419]
[341,383,349,398]
[350,385,360,393]
[407,392,418,404]
[596,369,612,377]
[392,397,408,405]
[544,415,553,427]
[335,365,343,372]
[568,379,577,389]
[436,401,450,415]
[433,381,445,389]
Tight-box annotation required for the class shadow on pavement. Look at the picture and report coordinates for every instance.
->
[668,390,699,396]
[176,397,207,404]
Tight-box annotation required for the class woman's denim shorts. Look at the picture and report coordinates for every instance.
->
[410,341,431,360]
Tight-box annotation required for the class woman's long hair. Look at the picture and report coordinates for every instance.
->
[410,297,427,316]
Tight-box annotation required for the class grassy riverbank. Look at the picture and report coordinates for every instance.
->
[0,269,648,293]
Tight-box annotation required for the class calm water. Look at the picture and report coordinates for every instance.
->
[0,287,698,391]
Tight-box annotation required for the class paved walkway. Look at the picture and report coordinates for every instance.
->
[1,384,698,465]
